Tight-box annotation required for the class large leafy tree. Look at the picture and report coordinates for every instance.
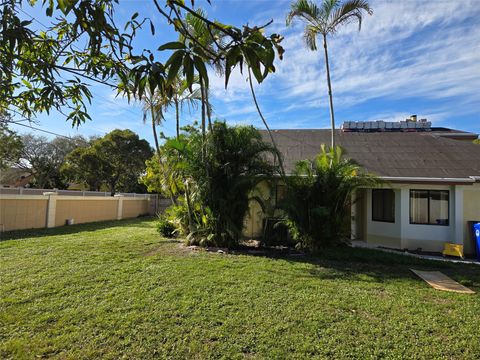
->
[286,0,372,148]
[0,0,139,125]
[0,112,23,170]
[14,134,88,189]
[61,146,105,191]
[0,1,284,129]
[62,129,153,195]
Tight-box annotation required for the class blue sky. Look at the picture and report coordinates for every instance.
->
[11,0,480,146]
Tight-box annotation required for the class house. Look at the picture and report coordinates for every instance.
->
[0,167,34,188]
[244,118,480,256]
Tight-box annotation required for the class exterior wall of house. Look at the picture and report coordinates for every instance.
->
[399,184,455,252]
[363,183,477,254]
[242,180,277,239]
[243,179,479,254]
[462,184,480,256]
[365,188,402,248]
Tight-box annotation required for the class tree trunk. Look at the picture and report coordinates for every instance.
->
[184,179,195,232]
[175,98,180,140]
[199,76,206,161]
[205,86,212,132]
[151,108,161,156]
[247,67,286,178]
[323,34,335,149]
[150,101,177,206]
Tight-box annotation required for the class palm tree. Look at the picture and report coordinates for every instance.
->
[139,89,166,156]
[286,0,373,148]
[281,144,379,250]
[169,76,202,139]
[179,9,221,140]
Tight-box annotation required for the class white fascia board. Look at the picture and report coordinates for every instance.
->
[380,176,476,184]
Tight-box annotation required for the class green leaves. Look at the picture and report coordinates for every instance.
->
[1,0,285,133]
[183,55,194,90]
[158,41,187,51]
[193,56,208,87]
[222,27,284,87]
[225,46,241,89]
[166,50,185,85]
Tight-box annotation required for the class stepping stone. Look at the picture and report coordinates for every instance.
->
[410,269,475,294]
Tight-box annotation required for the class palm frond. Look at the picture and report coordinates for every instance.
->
[322,0,340,20]
[286,0,323,29]
[328,0,372,33]
[303,25,319,50]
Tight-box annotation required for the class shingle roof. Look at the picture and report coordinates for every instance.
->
[260,129,480,179]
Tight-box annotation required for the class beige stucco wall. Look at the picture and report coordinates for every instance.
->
[0,195,152,232]
[122,199,149,219]
[463,189,480,256]
[0,197,48,231]
[242,180,276,239]
[367,234,402,249]
[55,198,118,226]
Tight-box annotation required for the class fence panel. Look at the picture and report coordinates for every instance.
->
[0,196,48,231]
[54,198,119,227]
[0,190,160,232]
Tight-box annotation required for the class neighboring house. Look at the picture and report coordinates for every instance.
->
[244,118,480,256]
[0,167,33,188]
[0,167,84,190]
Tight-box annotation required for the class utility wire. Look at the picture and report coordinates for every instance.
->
[8,120,75,139]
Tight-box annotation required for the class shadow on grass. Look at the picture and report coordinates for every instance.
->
[0,216,156,242]
[231,245,480,289]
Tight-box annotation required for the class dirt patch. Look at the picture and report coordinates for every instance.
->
[143,240,188,257]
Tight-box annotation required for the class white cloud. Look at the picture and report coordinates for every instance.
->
[208,0,480,127]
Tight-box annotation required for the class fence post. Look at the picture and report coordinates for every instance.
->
[114,194,124,220]
[43,192,58,228]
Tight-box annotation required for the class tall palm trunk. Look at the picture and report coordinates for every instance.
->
[323,34,335,149]
[150,105,161,155]
[247,67,286,178]
[205,86,212,132]
[199,76,206,160]
[150,102,177,206]
[184,179,195,232]
[174,98,180,140]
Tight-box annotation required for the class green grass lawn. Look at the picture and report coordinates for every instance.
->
[1,218,480,359]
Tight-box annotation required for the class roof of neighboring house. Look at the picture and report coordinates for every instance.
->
[0,167,33,187]
[260,129,480,181]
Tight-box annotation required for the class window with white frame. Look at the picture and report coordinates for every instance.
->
[409,190,449,225]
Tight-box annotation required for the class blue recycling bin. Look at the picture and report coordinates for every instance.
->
[474,223,480,261]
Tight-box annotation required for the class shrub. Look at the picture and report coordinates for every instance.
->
[156,217,176,238]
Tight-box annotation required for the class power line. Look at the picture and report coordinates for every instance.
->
[9,120,75,140]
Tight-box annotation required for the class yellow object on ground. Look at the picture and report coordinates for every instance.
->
[410,269,475,294]
[442,243,464,259]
